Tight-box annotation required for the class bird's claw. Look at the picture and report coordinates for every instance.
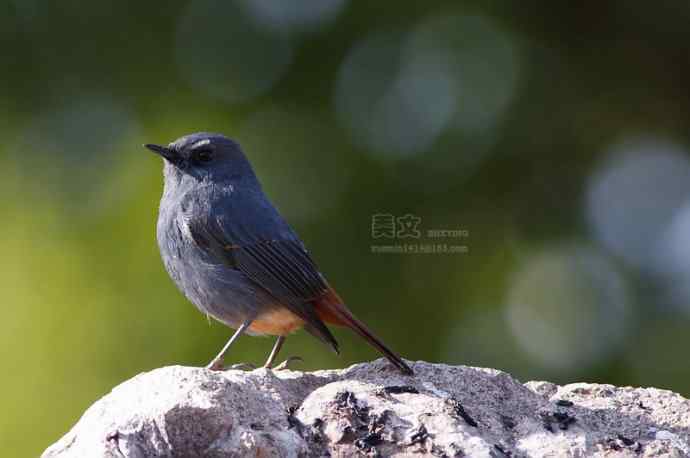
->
[227,362,257,371]
[205,359,225,371]
[205,360,257,371]
[268,356,303,371]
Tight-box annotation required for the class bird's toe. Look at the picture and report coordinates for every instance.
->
[227,362,257,371]
[269,356,304,371]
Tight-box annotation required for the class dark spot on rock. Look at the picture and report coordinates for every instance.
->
[542,418,554,433]
[541,411,576,432]
[617,434,634,446]
[334,391,356,410]
[286,405,303,432]
[105,430,122,455]
[355,432,384,450]
[370,410,389,430]
[359,410,390,451]
[378,385,419,395]
[430,446,450,457]
[333,391,370,423]
[446,398,478,427]
[249,423,263,430]
[555,399,574,407]
[333,392,394,454]
[553,412,576,430]
[441,443,464,457]
[294,416,326,445]
[552,412,567,421]
[608,440,621,451]
[199,381,219,391]
[500,415,516,430]
[492,444,512,457]
[604,435,641,452]
[409,424,428,445]
[360,411,391,453]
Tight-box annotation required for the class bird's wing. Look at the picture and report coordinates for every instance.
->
[187,208,339,352]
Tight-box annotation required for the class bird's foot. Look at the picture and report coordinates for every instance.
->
[227,362,257,371]
[266,356,303,371]
[205,360,257,371]
[205,359,226,371]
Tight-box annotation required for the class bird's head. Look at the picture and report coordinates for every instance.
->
[145,132,257,187]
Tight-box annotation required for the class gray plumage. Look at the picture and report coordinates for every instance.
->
[154,133,337,348]
[145,132,413,375]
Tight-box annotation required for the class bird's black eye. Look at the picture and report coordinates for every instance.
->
[193,148,213,163]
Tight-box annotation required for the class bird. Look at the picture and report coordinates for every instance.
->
[145,133,413,375]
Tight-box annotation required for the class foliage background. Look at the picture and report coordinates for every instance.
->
[3,1,690,456]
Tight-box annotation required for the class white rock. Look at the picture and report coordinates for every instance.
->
[43,359,690,457]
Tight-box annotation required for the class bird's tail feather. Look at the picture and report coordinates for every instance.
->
[314,289,413,375]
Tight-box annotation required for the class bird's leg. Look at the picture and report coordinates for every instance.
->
[263,336,303,370]
[206,319,253,371]
[263,336,285,368]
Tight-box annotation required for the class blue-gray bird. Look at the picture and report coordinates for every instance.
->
[145,133,413,375]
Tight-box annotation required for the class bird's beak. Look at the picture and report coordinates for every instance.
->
[144,143,178,162]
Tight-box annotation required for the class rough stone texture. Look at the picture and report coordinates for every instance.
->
[44,359,690,457]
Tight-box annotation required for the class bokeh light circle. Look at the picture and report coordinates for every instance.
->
[334,12,521,159]
[236,0,347,35]
[405,12,521,134]
[506,244,631,373]
[14,93,139,209]
[651,200,690,315]
[176,0,293,104]
[585,137,690,273]
[335,30,433,158]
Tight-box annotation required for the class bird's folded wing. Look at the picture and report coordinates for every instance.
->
[236,239,327,302]
[187,215,339,350]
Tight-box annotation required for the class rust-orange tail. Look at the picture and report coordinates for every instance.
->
[314,288,413,375]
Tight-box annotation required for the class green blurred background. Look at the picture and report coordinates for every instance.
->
[4,1,690,455]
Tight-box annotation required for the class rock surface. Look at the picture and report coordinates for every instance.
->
[44,359,690,457]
